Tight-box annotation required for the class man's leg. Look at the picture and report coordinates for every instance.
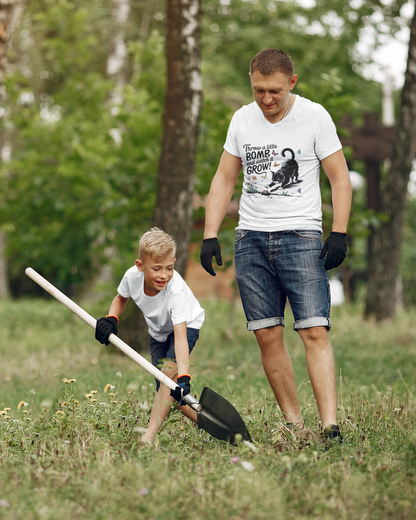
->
[298,326,337,429]
[254,325,303,427]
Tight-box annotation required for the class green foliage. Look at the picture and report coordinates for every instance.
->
[1,298,416,518]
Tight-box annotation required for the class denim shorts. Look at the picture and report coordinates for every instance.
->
[149,327,200,390]
[235,229,331,331]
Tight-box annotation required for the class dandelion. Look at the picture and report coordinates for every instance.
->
[23,410,29,414]
[0,411,6,416]
[18,401,26,410]
[62,378,70,384]
[85,394,93,399]
[91,399,97,403]
[60,402,68,406]
[4,416,11,419]
[25,417,32,421]
[109,393,115,396]
[56,411,65,416]
[69,379,76,383]
[104,384,113,393]
[73,400,80,406]
[90,390,98,394]
[112,401,118,404]
[4,407,11,411]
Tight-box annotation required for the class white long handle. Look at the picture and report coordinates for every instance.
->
[25,267,178,391]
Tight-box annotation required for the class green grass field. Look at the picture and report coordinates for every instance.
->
[0,297,415,519]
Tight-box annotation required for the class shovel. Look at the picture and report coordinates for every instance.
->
[25,267,251,445]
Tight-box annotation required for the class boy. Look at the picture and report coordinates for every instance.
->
[95,227,205,445]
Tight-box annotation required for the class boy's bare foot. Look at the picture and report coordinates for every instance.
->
[140,432,155,446]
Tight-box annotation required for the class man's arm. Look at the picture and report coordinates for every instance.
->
[321,149,352,233]
[203,150,242,239]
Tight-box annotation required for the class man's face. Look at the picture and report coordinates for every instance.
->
[250,70,298,123]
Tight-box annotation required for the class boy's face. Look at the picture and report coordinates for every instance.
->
[136,254,175,296]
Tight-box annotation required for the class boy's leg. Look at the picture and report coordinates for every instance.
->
[298,326,337,429]
[254,325,303,427]
[141,361,197,445]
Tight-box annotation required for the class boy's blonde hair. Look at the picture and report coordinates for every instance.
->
[138,227,177,261]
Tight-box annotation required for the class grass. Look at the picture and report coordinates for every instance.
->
[0,297,415,519]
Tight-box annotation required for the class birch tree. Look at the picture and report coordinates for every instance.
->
[365,3,416,320]
[152,0,202,276]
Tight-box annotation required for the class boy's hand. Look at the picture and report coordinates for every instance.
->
[170,375,191,406]
[200,238,222,276]
[95,316,118,345]
[319,232,347,270]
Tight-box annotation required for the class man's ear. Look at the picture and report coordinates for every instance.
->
[135,259,143,271]
[290,74,299,90]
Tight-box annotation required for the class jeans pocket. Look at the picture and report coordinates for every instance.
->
[292,230,322,241]
[235,229,249,243]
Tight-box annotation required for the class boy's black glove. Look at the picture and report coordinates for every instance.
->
[95,316,118,345]
[200,237,222,276]
[170,375,191,406]
[319,232,348,270]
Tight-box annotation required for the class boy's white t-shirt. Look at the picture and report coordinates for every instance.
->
[224,96,342,232]
[117,266,205,342]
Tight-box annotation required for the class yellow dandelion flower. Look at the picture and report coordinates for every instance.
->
[104,384,112,393]
[56,410,65,416]
[85,394,93,399]
[109,393,115,396]
[23,411,29,414]
[4,407,11,411]
[25,417,32,421]
[5,416,11,419]
[62,378,70,383]
[91,399,97,402]
[73,400,80,406]
[112,401,118,404]
[18,401,26,410]
[42,408,49,412]
[128,391,135,395]
[69,379,76,383]
[90,390,98,394]
[60,402,68,406]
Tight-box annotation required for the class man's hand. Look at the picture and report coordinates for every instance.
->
[319,232,348,270]
[170,375,191,406]
[95,316,118,345]
[200,238,223,276]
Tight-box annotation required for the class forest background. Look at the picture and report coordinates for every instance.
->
[0,0,416,311]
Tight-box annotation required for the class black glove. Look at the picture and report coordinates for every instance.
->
[170,375,191,406]
[200,237,223,276]
[95,316,118,345]
[319,232,348,270]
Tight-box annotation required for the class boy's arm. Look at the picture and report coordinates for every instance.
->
[95,294,129,345]
[173,321,190,377]
[108,293,129,318]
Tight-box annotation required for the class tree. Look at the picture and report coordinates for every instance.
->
[365,3,416,320]
[152,0,202,276]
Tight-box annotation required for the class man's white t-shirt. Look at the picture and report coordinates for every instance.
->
[224,96,342,232]
[117,266,205,342]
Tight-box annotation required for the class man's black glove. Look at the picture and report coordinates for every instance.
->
[95,316,118,345]
[319,232,348,270]
[200,237,223,276]
[170,375,191,406]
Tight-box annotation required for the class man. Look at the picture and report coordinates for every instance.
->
[200,48,352,439]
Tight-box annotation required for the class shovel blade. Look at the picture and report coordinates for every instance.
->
[196,387,251,445]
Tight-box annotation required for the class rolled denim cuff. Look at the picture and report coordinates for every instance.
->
[247,317,285,331]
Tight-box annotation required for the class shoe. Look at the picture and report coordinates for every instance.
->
[323,424,342,443]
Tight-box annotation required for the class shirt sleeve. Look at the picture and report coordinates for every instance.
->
[117,273,131,299]
[223,112,241,158]
[170,289,189,326]
[315,106,342,161]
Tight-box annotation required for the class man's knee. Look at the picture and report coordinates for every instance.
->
[254,325,285,351]
[299,326,329,343]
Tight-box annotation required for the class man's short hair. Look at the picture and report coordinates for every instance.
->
[138,227,177,261]
[250,48,294,77]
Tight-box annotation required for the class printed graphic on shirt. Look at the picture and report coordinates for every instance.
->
[243,145,303,198]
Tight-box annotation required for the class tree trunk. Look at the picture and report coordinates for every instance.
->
[152,0,202,276]
[365,4,416,320]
